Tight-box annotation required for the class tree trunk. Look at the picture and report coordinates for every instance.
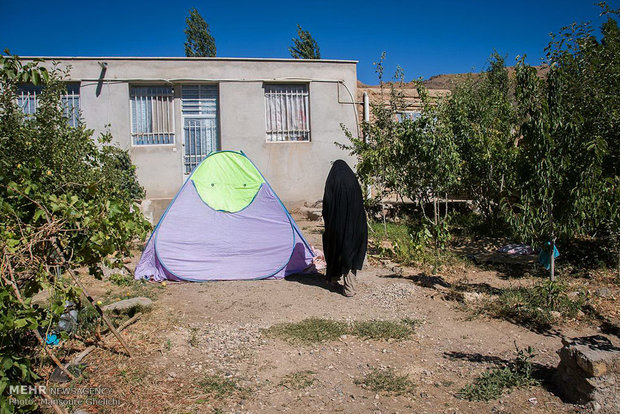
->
[433,197,439,250]
[550,237,556,282]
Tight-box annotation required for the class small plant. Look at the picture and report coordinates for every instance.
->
[457,344,538,401]
[355,367,415,395]
[189,328,199,347]
[198,374,245,399]
[279,370,317,390]
[109,273,132,287]
[351,320,414,340]
[482,280,583,331]
[164,338,171,351]
[118,367,145,385]
[76,304,101,337]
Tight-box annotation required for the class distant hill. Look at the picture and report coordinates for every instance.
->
[359,66,549,92]
[423,73,477,90]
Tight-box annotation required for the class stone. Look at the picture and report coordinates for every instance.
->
[555,335,620,411]
[595,287,612,298]
[300,207,322,221]
[103,297,153,313]
[550,311,562,320]
[463,292,483,303]
[102,265,127,278]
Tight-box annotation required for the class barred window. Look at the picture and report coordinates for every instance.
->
[181,84,219,174]
[16,83,81,127]
[396,111,421,123]
[264,84,310,142]
[130,86,175,145]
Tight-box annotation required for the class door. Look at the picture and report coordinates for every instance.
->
[181,85,219,175]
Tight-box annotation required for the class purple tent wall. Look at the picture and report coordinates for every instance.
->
[135,182,314,282]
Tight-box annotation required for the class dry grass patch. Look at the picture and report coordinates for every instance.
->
[279,370,317,390]
[197,373,248,400]
[263,318,418,344]
[263,318,348,344]
[355,367,416,395]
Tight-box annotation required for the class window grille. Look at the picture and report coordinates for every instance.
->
[16,83,81,127]
[264,84,310,142]
[181,85,219,174]
[181,85,218,117]
[130,86,175,145]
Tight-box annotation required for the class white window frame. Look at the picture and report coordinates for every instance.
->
[264,83,311,143]
[129,85,176,146]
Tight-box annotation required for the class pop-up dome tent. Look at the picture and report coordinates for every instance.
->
[135,151,315,282]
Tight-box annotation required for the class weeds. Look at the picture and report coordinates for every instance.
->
[351,320,413,340]
[355,367,415,395]
[263,318,348,344]
[263,318,417,344]
[189,328,199,347]
[457,344,538,401]
[482,280,584,331]
[109,273,132,287]
[369,220,463,272]
[76,304,101,337]
[198,374,246,399]
[279,370,317,390]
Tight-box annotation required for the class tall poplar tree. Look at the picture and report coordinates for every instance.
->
[184,8,216,57]
[289,24,321,59]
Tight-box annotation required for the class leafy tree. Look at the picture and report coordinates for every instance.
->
[444,53,518,231]
[0,53,150,412]
[184,8,216,57]
[289,24,321,59]
[342,55,460,248]
[505,6,620,279]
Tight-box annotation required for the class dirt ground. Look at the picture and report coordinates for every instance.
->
[65,214,618,414]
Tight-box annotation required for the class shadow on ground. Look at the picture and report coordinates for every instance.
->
[383,272,503,295]
[285,272,342,294]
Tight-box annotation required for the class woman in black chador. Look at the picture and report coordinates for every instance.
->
[322,160,368,297]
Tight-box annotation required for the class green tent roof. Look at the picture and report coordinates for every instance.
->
[190,151,265,212]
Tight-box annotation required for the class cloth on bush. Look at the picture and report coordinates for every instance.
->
[322,160,367,283]
[497,244,535,255]
[538,241,560,270]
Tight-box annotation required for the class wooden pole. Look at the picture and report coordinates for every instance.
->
[39,386,68,414]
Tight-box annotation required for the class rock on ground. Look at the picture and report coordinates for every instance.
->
[103,297,153,313]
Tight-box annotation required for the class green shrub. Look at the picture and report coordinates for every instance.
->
[108,273,132,287]
[483,280,584,331]
[0,53,150,412]
[458,345,538,401]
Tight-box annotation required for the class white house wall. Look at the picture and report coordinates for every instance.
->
[26,57,358,221]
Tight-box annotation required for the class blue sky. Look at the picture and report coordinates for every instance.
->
[1,0,612,84]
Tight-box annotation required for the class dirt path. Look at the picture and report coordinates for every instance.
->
[79,215,609,414]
